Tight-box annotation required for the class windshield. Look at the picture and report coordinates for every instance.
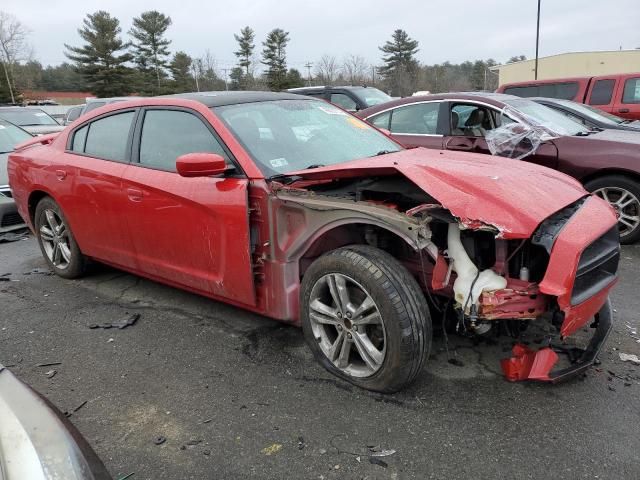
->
[215,99,401,176]
[503,98,590,136]
[0,109,58,126]
[0,120,32,153]
[355,88,392,107]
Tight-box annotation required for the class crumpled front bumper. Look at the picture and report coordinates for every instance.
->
[501,297,613,382]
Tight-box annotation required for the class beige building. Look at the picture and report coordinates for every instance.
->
[491,50,640,86]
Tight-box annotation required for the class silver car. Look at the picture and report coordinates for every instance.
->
[0,119,31,232]
[0,107,65,136]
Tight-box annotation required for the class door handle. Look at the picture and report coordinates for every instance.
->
[618,108,630,113]
[55,169,67,180]
[127,188,143,202]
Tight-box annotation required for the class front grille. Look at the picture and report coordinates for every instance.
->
[1,212,24,227]
[571,226,620,305]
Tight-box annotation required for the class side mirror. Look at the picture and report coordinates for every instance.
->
[176,152,227,178]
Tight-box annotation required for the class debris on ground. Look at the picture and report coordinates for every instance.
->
[89,313,140,330]
[619,353,640,365]
[261,443,283,455]
[202,418,213,424]
[447,358,464,367]
[329,434,397,459]
[116,474,134,480]
[36,361,61,367]
[297,436,306,450]
[153,436,166,445]
[369,457,388,468]
[45,369,56,378]
[0,230,29,243]
[203,449,211,456]
[23,268,54,276]
[186,439,202,446]
[64,400,88,417]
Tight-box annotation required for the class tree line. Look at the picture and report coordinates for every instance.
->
[0,9,526,102]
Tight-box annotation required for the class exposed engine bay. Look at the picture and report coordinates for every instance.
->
[271,173,618,382]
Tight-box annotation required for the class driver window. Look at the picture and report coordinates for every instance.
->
[451,104,494,137]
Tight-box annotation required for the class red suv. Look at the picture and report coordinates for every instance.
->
[497,73,640,121]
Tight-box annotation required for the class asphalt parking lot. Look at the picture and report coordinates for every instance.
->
[1,234,639,480]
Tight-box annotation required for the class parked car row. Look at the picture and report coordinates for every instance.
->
[6,91,619,392]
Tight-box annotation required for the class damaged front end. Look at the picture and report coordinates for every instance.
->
[269,152,619,383]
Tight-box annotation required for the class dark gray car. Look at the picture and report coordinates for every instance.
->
[0,107,65,136]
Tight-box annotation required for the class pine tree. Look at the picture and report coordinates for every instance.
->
[129,11,172,95]
[234,26,255,77]
[64,11,133,97]
[229,67,244,90]
[378,29,419,96]
[261,28,289,91]
[169,51,193,93]
[286,68,304,89]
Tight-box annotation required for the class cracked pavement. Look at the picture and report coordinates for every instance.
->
[1,236,639,479]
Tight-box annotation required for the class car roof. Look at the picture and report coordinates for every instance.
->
[165,91,306,107]
[287,86,374,92]
[357,92,521,117]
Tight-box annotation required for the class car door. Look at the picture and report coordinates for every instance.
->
[366,101,446,149]
[615,74,640,120]
[62,110,137,266]
[120,107,256,306]
[442,102,558,170]
[328,91,360,112]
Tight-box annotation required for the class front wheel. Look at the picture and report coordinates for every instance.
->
[585,175,640,244]
[300,245,432,393]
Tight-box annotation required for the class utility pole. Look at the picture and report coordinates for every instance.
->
[534,0,541,80]
[191,64,200,92]
[371,66,376,86]
[304,62,313,86]
[222,68,229,91]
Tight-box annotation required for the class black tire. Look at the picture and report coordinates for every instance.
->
[34,196,86,279]
[584,175,640,244]
[300,245,432,393]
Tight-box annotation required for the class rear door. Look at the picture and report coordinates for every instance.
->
[585,77,617,114]
[614,74,640,120]
[365,101,446,149]
[328,91,360,112]
[120,106,255,305]
[63,110,137,266]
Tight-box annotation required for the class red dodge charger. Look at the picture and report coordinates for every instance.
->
[8,92,619,392]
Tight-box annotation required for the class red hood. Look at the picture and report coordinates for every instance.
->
[289,148,588,238]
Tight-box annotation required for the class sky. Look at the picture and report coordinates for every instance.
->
[3,0,639,71]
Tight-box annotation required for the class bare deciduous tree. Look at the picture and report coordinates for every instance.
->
[342,54,369,85]
[0,11,30,103]
[315,54,339,85]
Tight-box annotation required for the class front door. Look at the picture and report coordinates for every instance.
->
[367,101,445,149]
[120,107,256,306]
[443,102,558,170]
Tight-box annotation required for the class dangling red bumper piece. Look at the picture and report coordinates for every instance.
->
[500,344,558,382]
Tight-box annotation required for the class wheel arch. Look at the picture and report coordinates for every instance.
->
[581,168,640,187]
[27,189,54,224]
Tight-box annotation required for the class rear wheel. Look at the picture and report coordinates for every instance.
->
[34,197,86,278]
[300,245,431,393]
[585,175,640,244]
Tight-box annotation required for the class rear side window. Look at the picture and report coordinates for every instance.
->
[589,79,615,105]
[138,109,229,171]
[622,77,640,104]
[71,125,88,152]
[83,111,135,161]
[503,86,537,97]
[390,103,440,134]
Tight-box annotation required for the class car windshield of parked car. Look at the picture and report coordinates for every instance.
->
[0,120,32,153]
[356,88,392,107]
[215,99,401,176]
[0,109,58,127]
[502,98,590,136]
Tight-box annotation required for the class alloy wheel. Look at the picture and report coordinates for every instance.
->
[39,209,72,270]
[594,186,640,239]
[308,273,386,378]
